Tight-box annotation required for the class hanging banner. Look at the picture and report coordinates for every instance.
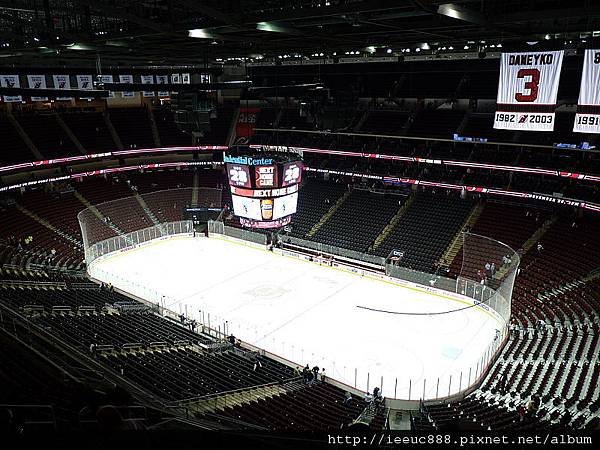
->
[141,75,155,97]
[0,75,22,102]
[181,73,191,84]
[27,74,48,102]
[574,49,600,134]
[236,107,261,140]
[76,74,94,100]
[119,74,134,98]
[171,73,181,95]
[53,74,73,100]
[494,50,564,131]
[100,74,115,97]
[156,74,169,97]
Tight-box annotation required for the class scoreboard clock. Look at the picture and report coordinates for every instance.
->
[224,151,303,229]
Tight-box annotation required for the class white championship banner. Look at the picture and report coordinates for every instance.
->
[27,74,48,101]
[1,74,22,102]
[156,74,169,97]
[141,75,155,97]
[99,75,114,97]
[53,74,73,100]
[574,50,600,134]
[119,74,134,98]
[76,74,94,100]
[494,50,564,131]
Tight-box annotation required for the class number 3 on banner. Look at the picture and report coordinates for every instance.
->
[515,68,540,102]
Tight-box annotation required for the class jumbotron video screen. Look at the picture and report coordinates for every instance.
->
[225,151,303,228]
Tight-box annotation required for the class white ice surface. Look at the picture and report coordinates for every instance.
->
[90,235,502,399]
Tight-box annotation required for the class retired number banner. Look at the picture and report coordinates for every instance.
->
[574,50,600,134]
[494,50,564,131]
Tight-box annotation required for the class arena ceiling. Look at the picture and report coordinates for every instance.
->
[0,0,599,66]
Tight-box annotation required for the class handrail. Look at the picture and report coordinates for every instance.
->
[167,376,300,407]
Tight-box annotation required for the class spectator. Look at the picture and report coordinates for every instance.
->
[343,391,353,406]
[312,365,320,384]
[498,372,508,395]
[516,404,526,422]
[305,371,314,385]
[373,387,381,399]
[320,368,326,384]
[537,242,543,253]
[302,365,311,384]
[364,392,373,404]
[252,352,263,371]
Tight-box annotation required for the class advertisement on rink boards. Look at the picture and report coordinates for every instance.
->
[574,49,600,134]
[494,50,564,131]
[27,74,48,101]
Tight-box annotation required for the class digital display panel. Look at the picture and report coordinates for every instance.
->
[273,192,298,219]
[282,162,303,186]
[231,194,262,220]
[255,165,277,188]
[226,163,251,188]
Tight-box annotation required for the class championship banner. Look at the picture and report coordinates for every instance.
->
[53,74,72,100]
[99,75,114,97]
[236,107,261,139]
[0,75,22,102]
[156,75,169,97]
[76,75,94,99]
[27,74,48,101]
[119,74,134,98]
[574,49,600,133]
[141,75,155,97]
[181,73,191,84]
[494,50,564,131]
[170,73,181,95]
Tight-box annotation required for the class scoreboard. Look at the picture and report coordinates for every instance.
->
[225,153,303,229]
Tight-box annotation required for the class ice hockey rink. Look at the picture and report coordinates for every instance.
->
[89,234,503,399]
